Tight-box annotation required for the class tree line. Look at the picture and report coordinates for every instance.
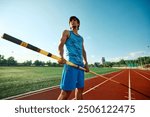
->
[0,54,150,67]
[0,55,63,67]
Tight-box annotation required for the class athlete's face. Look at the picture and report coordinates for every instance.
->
[69,18,79,30]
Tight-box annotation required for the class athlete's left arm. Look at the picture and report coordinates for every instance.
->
[82,39,89,72]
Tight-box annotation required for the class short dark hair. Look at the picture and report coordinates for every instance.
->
[69,16,80,24]
[69,16,80,30]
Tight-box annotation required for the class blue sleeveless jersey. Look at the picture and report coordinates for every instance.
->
[65,31,83,65]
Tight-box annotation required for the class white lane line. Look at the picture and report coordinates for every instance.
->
[128,69,131,100]
[124,96,135,100]
[138,70,150,76]
[83,70,125,95]
[2,85,60,100]
[85,70,122,81]
[125,92,134,95]
[134,70,150,81]
[71,70,125,100]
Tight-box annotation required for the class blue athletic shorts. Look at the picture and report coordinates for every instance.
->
[60,64,84,91]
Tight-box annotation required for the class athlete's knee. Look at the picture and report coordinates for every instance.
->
[77,88,84,93]
[75,88,84,100]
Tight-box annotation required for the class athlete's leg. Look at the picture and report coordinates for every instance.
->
[57,90,72,100]
[75,64,84,100]
[75,88,84,100]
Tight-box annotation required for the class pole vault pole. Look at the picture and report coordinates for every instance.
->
[1,33,150,98]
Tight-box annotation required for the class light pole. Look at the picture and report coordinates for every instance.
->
[147,45,150,69]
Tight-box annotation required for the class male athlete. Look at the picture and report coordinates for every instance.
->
[57,16,89,100]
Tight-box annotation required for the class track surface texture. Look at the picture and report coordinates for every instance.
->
[6,69,150,100]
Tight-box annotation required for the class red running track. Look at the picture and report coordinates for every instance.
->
[6,69,150,100]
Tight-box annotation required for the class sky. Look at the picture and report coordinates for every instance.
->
[0,0,150,64]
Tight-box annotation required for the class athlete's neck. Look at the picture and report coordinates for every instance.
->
[72,28,78,35]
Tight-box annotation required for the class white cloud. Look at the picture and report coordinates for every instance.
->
[109,50,150,62]
[129,51,144,57]
[109,56,128,62]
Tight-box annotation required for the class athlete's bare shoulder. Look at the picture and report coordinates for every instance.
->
[62,30,70,38]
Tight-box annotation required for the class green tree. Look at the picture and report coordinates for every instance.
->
[119,59,126,65]
[23,60,32,66]
[7,56,17,66]
[94,62,100,67]
[34,60,45,66]
[46,60,52,66]
[0,55,7,66]
[105,62,113,67]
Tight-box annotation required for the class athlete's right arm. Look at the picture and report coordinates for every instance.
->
[58,30,69,64]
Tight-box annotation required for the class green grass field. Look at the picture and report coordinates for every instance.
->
[0,67,120,99]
